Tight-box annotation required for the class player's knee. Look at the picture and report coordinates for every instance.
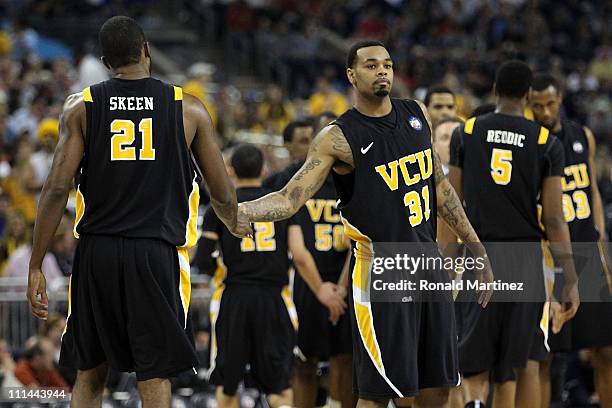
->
[295,358,318,377]
[75,363,108,393]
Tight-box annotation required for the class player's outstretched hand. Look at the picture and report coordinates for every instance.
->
[476,254,494,308]
[316,282,347,325]
[27,268,48,320]
[232,204,253,238]
[557,280,580,324]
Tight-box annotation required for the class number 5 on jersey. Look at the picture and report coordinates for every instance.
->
[111,118,155,161]
[491,148,512,185]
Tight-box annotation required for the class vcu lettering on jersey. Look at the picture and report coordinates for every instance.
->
[333,99,437,247]
[74,79,199,249]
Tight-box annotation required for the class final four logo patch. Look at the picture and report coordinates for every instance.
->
[408,116,422,131]
[573,142,584,153]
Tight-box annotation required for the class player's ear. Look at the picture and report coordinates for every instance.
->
[346,68,355,86]
[227,166,235,178]
[100,56,111,71]
[260,165,268,179]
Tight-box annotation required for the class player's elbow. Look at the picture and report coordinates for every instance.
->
[44,182,71,199]
[291,249,309,268]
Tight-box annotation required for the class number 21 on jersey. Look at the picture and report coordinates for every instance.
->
[111,118,155,161]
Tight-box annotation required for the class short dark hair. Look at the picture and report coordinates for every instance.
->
[471,103,496,117]
[495,60,533,98]
[532,73,562,93]
[424,86,455,106]
[283,120,312,143]
[230,144,264,179]
[346,40,386,69]
[99,16,146,69]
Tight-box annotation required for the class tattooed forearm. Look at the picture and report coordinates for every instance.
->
[295,159,321,180]
[289,186,303,208]
[242,192,294,221]
[437,179,478,242]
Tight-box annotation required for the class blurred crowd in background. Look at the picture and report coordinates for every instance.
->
[0,0,609,405]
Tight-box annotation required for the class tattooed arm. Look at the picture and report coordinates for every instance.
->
[240,125,353,222]
[416,100,493,306]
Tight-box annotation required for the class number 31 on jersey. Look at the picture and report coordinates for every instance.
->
[110,118,155,161]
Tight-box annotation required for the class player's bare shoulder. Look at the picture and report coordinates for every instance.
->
[312,124,354,172]
[61,91,87,135]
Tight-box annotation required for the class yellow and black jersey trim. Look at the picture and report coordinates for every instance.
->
[538,126,550,144]
[82,86,93,103]
[464,117,476,135]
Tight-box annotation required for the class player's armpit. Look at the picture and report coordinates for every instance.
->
[241,125,349,222]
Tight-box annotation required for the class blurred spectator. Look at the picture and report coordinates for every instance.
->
[1,137,38,223]
[6,95,47,143]
[433,117,463,172]
[425,86,458,127]
[30,117,58,188]
[0,339,20,387]
[40,314,66,363]
[183,62,218,127]
[73,46,109,90]
[0,208,29,275]
[14,337,69,389]
[5,215,72,289]
[257,84,294,135]
[308,77,349,117]
[8,17,39,60]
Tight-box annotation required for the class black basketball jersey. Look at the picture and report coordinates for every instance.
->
[74,78,199,248]
[332,99,437,250]
[553,119,598,242]
[202,187,294,287]
[449,112,565,242]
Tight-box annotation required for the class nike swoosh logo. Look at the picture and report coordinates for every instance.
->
[360,142,374,154]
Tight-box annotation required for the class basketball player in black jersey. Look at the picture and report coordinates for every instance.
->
[448,61,579,408]
[26,16,249,407]
[530,73,612,408]
[234,40,494,408]
[200,144,345,408]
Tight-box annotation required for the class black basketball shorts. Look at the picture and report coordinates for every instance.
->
[59,234,199,381]
[207,284,296,395]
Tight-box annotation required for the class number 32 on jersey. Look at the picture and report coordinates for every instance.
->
[110,118,155,161]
